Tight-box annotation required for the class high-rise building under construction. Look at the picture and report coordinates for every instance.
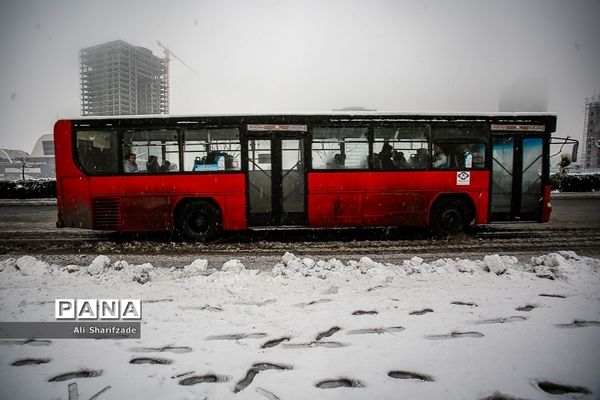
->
[583,94,600,168]
[80,40,168,116]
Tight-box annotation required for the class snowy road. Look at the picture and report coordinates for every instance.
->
[0,197,598,268]
[0,251,599,399]
[0,197,599,399]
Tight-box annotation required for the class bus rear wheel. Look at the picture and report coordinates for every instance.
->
[176,201,221,241]
[430,198,470,237]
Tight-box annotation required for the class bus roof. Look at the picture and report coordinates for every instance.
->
[62,112,557,133]
[65,111,557,120]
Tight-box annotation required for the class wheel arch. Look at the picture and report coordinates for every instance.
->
[173,196,223,227]
[428,193,475,226]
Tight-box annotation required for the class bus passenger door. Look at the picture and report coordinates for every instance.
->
[246,136,306,226]
[280,138,306,225]
[247,139,274,225]
[490,135,545,221]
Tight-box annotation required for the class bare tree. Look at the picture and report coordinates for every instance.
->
[14,156,38,180]
[16,156,28,180]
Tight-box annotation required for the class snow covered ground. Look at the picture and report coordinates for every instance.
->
[0,251,599,400]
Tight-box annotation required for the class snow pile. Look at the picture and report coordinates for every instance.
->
[272,253,358,279]
[170,259,215,279]
[271,252,530,281]
[86,255,110,275]
[0,256,50,276]
[1,252,598,287]
[17,256,49,276]
[483,254,517,275]
[221,259,245,273]
[531,251,600,281]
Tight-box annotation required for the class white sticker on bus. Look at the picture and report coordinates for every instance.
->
[457,171,470,186]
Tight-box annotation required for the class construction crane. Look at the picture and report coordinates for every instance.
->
[156,41,197,74]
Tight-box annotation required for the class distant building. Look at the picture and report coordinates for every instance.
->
[30,134,56,178]
[0,135,55,180]
[583,94,600,168]
[80,40,169,116]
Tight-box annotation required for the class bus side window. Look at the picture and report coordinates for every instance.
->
[185,128,241,172]
[122,129,180,174]
[433,142,486,169]
[373,125,428,170]
[76,130,118,174]
[470,143,486,168]
[311,127,368,170]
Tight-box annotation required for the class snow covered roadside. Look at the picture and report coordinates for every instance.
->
[0,252,599,400]
[0,198,57,206]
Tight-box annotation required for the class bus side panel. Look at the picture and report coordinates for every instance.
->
[475,190,490,224]
[363,192,429,226]
[425,171,490,224]
[541,184,551,223]
[308,171,490,228]
[54,120,94,228]
[223,191,247,230]
[121,196,172,230]
[59,177,93,228]
[307,193,363,226]
[89,174,247,231]
[363,172,431,225]
[308,172,370,226]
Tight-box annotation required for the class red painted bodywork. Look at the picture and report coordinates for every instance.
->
[542,184,552,223]
[54,120,247,231]
[307,171,490,227]
[55,119,493,233]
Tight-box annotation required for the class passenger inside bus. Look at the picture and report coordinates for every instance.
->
[146,155,159,172]
[378,142,394,169]
[160,160,171,172]
[462,145,473,168]
[432,145,448,168]
[327,153,346,168]
[393,150,407,167]
[123,153,138,173]
[410,148,428,167]
[333,153,346,167]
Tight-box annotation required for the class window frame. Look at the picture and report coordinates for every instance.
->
[372,123,431,170]
[182,126,242,173]
[310,125,371,171]
[74,128,120,176]
[120,127,181,174]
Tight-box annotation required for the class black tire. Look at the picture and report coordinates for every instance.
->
[430,198,470,237]
[176,201,221,241]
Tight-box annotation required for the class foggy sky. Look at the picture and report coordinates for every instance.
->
[1,0,599,163]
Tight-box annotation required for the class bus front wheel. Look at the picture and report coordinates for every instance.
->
[176,201,221,241]
[430,198,470,237]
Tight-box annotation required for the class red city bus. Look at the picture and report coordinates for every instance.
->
[54,113,556,240]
